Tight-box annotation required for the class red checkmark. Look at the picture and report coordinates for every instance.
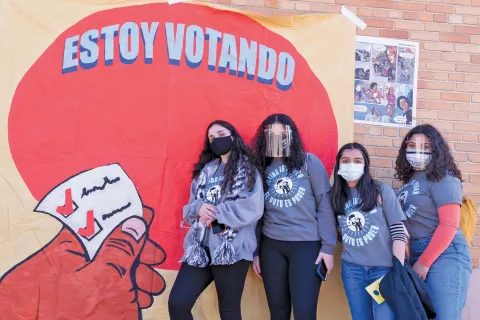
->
[78,210,95,238]
[56,188,74,216]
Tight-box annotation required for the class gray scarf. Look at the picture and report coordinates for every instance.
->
[180,158,249,267]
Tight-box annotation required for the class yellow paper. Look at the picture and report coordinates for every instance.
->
[365,276,386,304]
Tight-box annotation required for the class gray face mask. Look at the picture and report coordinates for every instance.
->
[406,150,432,170]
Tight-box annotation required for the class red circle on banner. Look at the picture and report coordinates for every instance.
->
[8,3,338,270]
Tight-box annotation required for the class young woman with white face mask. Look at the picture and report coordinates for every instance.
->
[395,124,471,320]
[331,143,406,320]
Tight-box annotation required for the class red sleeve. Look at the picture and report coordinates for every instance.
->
[418,204,460,268]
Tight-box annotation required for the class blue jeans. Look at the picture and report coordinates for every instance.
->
[410,231,472,320]
[342,260,395,320]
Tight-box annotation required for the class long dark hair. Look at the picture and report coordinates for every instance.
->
[251,114,306,185]
[192,120,257,191]
[331,143,379,216]
[395,124,463,184]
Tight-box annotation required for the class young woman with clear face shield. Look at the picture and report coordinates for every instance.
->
[331,143,406,320]
[251,113,337,320]
[395,124,471,320]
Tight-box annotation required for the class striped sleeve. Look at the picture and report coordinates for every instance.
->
[389,222,406,242]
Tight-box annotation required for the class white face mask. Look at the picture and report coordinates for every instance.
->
[406,150,432,170]
[338,163,364,182]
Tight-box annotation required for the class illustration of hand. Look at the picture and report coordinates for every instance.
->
[0,206,166,320]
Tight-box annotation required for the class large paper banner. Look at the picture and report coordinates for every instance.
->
[0,1,355,319]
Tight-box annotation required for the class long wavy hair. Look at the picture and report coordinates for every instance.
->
[331,143,379,216]
[395,124,463,183]
[192,120,257,192]
[251,114,306,186]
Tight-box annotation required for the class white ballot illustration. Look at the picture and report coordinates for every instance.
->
[35,163,143,260]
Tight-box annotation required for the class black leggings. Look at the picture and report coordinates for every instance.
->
[260,236,322,320]
[168,260,250,320]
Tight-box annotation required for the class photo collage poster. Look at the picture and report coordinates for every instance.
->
[354,36,419,128]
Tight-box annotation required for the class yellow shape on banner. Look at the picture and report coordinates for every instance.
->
[365,276,385,304]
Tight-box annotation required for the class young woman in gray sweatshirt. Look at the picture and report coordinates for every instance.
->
[252,113,337,320]
[168,120,264,320]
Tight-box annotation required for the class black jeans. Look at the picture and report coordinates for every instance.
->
[168,260,250,320]
[260,236,322,320]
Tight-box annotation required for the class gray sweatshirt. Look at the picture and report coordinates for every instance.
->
[259,153,337,254]
[182,158,264,265]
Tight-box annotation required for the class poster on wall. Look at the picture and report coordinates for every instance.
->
[354,36,419,128]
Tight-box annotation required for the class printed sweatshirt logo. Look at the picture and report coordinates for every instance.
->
[265,165,305,208]
[397,180,420,217]
[339,198,380,247]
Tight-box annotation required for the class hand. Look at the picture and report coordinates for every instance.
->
[0,207,166,319]
[315,252,334,274]
[199,203,217,221]
[413,260,430,281]
[199,216,213,226]
[252,256,262,279]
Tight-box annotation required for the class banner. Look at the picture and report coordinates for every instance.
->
[0,1,355,319]
[354,36,419,128]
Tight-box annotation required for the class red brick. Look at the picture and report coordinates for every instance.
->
[463,133,479,142]
[370,157,394,168]
[449,15,464,24]
[474,0,480,6]
[360,137,393,148]
[427,120,455,131]
[417,79,426,89]
[464,16,479,25]
[417,109,438,119]
[465,74,480,83]
[457,83,480,93]
[470,154,480,163]
[335,0,363,5]
[449,73,465,81]
[455,44,480,54]
[453,152,469,162]
[423,42,454,52]
[382,128,399,138]
[454,122,480,133]
[472,55,480,64]
[449,0,475,5]
[425,100,455,110]
[426,4,455,14]
[311,3,327,12]
[454,103,480,112]
[354,124,368,135]
[425,22,455,33]
[442,52,471,63]
[418,89,441,100]
[394,20,424,31]
[426,81,455,91]
[420,51,441,61]
[419,71,434,80]
[437,111,470,121]
[395,2,425,11]
[455,26,480,35]
[378,29,409,39]
[457,63,480,73]
[363,18,394,29]
[249,0,266,7]
[368,126,383,136]
[264,0,279,8]
[411,31,439,41]
[387,10,403,19]
[403,12,418,21]
[446,132,462,141]
[295,2,311,11]
[370,9,386,18]
[375,147,399,158]
[473,95,480,103]
[427,61,456,71]
[279,1,295,9]
[456,7,480,16]
[457,144,480,154]
[440,34,469,44]
[433,72,448,81]
[419,13,434,22]
[441,92,471,102]
[433,14,447,23]
[365,0,394,9]
[326,5,341,13]
[357,7,372,17]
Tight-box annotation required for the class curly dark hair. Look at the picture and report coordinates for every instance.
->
[251,114,306,186]
[192,120,257,192]
[394,124,463,184]
[331,143,379,216]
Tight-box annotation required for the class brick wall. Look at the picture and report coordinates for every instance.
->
[207,0,480,267]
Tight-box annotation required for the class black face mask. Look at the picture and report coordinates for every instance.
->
[210,136,233,156]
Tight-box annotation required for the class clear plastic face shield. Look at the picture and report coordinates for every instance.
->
[405,134,432,170]
[264,123,292,157]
